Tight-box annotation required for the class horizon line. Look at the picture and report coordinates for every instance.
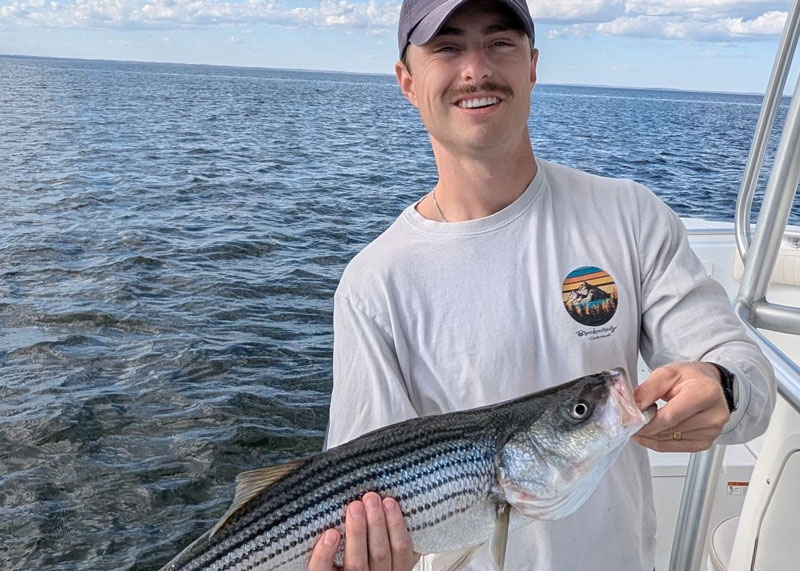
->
[0,52,773,98]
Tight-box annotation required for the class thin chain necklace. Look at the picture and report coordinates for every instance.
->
[431,187,448,222]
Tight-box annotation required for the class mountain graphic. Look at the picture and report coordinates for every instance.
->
[567,281,611,307]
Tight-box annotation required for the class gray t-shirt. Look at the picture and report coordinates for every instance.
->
[327,158,774,570]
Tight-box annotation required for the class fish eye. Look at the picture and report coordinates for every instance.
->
[569,400,591,420]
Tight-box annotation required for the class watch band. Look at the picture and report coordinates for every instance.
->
[709,362,737,413]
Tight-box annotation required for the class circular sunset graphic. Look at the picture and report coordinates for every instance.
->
[562,266,619,327]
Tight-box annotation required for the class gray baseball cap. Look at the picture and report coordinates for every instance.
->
[398,0,535,58]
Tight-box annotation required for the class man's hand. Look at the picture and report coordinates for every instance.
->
[634,362,731,452]
[308,492,420,571]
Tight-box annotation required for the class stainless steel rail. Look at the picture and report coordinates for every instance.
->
[736,0,800,261]
[668,445,725,571]
[670,3,800,570]
[667,319,800,571]
[737,72,800,333]
[736,311,800,414]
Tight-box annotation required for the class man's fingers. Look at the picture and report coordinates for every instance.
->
[634,433,715,453]
[667,407,730,435]
[650,426,721,442]
[308,529,341,571]
[637,371,727,436]
[363,493,391,571]
[634,366,675,410]
[383,497,419,570]
[637,389,710,436]
[330,494,417,571]
[344,501,368,570]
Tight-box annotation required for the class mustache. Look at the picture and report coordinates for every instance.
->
[445,81,514,103]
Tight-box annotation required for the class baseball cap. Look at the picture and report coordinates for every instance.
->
[398,0,535,58]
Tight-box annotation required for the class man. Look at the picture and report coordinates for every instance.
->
[309,0,775,569]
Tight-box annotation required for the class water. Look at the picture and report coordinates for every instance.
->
[0,55,793,570]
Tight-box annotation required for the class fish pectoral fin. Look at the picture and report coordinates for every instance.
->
[429,546,481,571]
[210,459,305,538]
[427,502,510,571]
[490,502,510,571]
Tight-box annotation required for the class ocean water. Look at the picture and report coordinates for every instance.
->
[0,55,793,570]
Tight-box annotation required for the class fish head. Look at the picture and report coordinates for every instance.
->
[496,368,653,520]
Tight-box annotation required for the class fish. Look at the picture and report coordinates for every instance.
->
[159,368,653,571]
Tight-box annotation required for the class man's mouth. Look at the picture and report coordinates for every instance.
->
[457,96,500,109]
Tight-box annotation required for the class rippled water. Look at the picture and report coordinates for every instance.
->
[0,55,793,570]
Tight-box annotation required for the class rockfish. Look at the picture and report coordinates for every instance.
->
[161,368,653,571]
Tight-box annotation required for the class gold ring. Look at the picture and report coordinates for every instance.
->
[672,431,682,441]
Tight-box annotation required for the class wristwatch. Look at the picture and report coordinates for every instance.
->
[709,362,738,412]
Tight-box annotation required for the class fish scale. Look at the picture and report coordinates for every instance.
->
[161,369,651,571]
[169,416,500,570]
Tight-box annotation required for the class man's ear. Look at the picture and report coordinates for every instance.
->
[395,58,419,108]
[529,48,539,90]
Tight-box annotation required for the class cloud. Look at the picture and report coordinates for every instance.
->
[583,10,786,40]
[623,0,782,19]
[534,0,785,21]
[531,0,627,23]
[0,0,399,32]
[0,0,789,42]
[723,9,786,34]
[538,0,787,41]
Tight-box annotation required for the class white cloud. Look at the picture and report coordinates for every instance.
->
[0,0,400,32]
[723,9,786,34]
[531,0,627,22]
[623,0,781,19]
[535,0,787,41]
[0,0,789,42]
[589,10,785,40]
[533,0,785,21]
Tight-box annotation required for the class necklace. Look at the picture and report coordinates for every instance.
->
[431,188,448,222]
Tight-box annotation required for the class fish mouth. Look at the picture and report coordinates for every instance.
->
[607,368,652,430]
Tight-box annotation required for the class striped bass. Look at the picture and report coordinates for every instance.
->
[160,368,653,571]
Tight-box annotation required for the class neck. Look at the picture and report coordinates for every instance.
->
[421,135,537,222]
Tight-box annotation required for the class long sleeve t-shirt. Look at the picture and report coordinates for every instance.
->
[326,158,775,570]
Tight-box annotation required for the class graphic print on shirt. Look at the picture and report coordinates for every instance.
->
[562,266,619,332]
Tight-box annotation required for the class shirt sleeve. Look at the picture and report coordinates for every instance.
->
[325,294,418,450]
[635,186,776,444]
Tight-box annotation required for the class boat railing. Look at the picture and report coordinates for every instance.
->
[669,0,800,568]
[735,0,800,260]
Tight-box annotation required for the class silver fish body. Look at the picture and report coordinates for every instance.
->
[160,368,650,571]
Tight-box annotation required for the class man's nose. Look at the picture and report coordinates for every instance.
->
[461,47,493,82]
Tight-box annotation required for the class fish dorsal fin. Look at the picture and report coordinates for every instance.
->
[429,546,480,571]
[210,460,304,538]
[490,503,510,571]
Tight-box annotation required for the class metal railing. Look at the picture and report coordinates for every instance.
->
[735,1,800,261]
[736,67,800,332]
[669,1,800,569]
[736,313,800,414]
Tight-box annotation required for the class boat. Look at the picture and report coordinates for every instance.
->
[649,1,800,569]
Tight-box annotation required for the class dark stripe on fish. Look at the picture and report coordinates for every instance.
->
[184,420,496,570]
[162,370,648,571]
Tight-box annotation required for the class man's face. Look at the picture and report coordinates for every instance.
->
[396,0,538,157]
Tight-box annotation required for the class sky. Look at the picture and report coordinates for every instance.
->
[1,0,799,94]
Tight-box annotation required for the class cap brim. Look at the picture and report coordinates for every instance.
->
[407,0,534,48]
